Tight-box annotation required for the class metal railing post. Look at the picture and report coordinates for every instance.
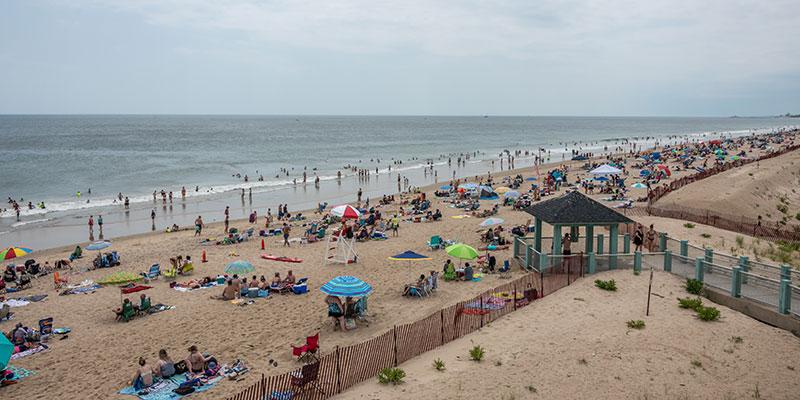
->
[731,266,742,298]
[695,257,705,282]
[659,232,667,252]
[623,233,630,254]
[778,278,791,315]
[738,256,749,284]
[634,251,642,274]
[680,240,688,257]
[588,252,596,274]
[663,250,672,272]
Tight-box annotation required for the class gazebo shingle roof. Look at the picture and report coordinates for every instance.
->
[524,191,633,225]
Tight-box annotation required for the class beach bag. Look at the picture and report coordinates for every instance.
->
[174,386,195,395]
[174,360,188,374]
[292,283,308,295]
[345,318,356,330]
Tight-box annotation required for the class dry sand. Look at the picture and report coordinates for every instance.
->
[337,269,800,400]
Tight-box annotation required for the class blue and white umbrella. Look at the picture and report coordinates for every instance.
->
[85,241,112,251]
[480,217,504,227]
[320,276,373,297]
[503,190,521,198]
[225,260,254,275]
[631,182,647,189]
[458,183,478,190]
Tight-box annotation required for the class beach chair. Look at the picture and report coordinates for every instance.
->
[290,362,324,396]
[163,266,177,280]
[354,297,369,324]
[137,297,151,315]
[141,264,161,280]
[53,271,68,289]
[116,301,136,322]
[179,262,194,275]
[38,317,53,337]
[291,333,320,364]
[427,235,443,250]
[0,304,13,321]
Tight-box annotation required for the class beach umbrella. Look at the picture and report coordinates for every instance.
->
[225,260,254,275]
[503,190,521,198]
[0,333,12,370]
[320,276,373,297]
[590,164,622,175]
[445,243,479,260]
[480,217,504,227]
[478,186,497,200]
[0,247,32,261]
[98,271,141,285]
[388,250,432,261]
[439,185,452,190]
[85,241,112,251]
[458,183,478,190]
[631,182,647,189]
[494,186,511,194]
[525,177,537,181]
[330,204,361,220]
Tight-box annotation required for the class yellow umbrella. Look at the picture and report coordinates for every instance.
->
[494,186,511,194]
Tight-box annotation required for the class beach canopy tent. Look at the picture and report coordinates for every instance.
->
[478,186,498,200]
[320,276,372,297]
[589,164,622,175]
[631,182,647,189]
[524,191,633,269]
[0,333,12,369]
[388,250,431,261]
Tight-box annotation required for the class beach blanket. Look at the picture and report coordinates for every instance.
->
[0,299,29,308]
[146,304,175,314]
[16,294,48,302]
[119,374,222,400]
[61,284,102,295]
[1,366,36,386]
[10,344,48,361]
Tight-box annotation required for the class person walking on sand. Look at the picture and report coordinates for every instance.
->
[283,223,291,246]
[224,206,230,233]
[194,216,204,236]
[645,224,657,252]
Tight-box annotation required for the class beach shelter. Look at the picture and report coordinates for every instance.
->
[225,260,254,275]
[330,205,361,220]
[320,276,373,297]
[524,191,633,270]
[0,333,12,370]
[480,217,504,227]
[503,190,521,198]
[98,271,141,285]
[445,243,479,260]
[388,250,432,261]
[589,164,622,175]
[631,182,647,189]
[0,247,32,261]
[494,186,511,194]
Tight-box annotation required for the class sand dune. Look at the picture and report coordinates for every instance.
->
[337,269,800,400]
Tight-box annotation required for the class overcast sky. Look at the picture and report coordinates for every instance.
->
[1,0,798,116]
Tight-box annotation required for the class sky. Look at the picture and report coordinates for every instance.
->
[1,0,799,116]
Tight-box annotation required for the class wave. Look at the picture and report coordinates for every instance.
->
[10,218,50,227]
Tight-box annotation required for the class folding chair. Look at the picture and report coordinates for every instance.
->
[290,362,325,395]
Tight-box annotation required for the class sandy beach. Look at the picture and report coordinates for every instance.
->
[1,131,799,400]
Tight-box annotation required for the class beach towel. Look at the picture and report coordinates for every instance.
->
[146,304,175,314]
[121,285,152,294]
[11,344,48,361]
[1,366,36,385]
[119,373,222,400]
[0,299,29,308]
[172,282,220,292]
[16,294,47,302]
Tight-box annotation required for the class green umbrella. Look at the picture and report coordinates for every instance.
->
[98,271,142,285]
[225,260,254,275]
[445,243,479,260]
[0,332,12,370]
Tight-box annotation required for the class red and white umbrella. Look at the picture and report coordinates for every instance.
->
[330,204,361,220]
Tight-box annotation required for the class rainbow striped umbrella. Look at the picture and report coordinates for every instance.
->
[320,276,372,297]
[0,247,32,260]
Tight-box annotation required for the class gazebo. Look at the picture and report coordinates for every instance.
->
[524,191,633,268]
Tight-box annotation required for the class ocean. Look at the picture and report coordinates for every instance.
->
[1,115,796,250]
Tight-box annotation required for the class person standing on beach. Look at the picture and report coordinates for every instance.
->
[124,197,130,209]
[357,188,362,202]
[88,215,94,233]
[195,216,204,236]
[633,224,644,252]
[97,214,103,233]
[283,223,291,246]
[181,186,186,199]
[645,224,657,251]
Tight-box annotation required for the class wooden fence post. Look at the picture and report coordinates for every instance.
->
[335,346,341,394]
[393,326,398,367]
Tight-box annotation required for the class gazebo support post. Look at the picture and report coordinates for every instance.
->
[553,225,562,260]
[585,225,594,255]
[534,217,543,254]
[609,224,619,269]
